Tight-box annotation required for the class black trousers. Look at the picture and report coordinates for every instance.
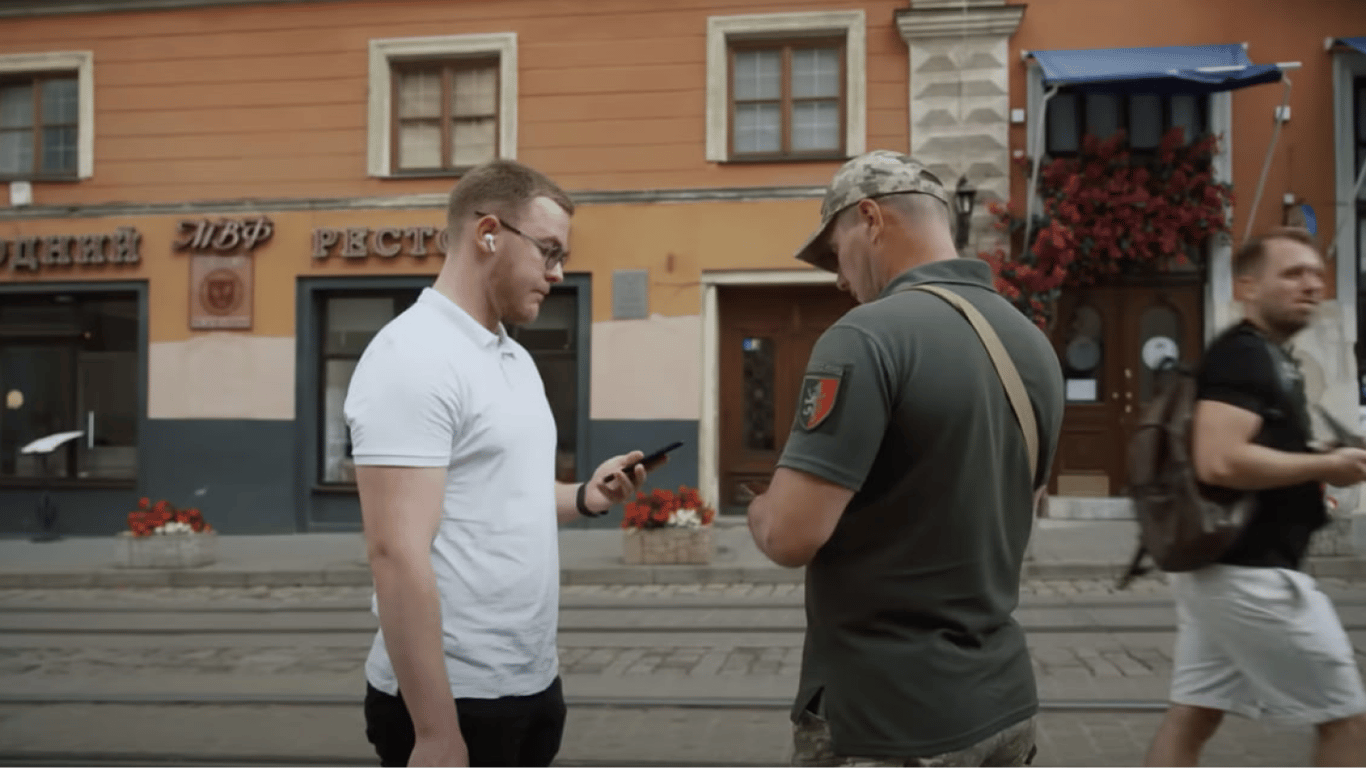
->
[363,677,566,767]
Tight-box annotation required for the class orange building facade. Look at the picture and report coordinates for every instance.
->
[0,0,1361,534]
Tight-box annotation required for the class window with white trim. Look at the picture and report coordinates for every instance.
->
[705,11,865,163]
[0,52,93,180]
[1044,90,1208,156]
[368,34,517,178]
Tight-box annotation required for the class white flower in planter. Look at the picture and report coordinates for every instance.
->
[670,508,701,530]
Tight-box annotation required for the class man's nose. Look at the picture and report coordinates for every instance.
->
[547,262,565,283]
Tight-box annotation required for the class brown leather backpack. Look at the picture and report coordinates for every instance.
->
[1119,361,1255,584]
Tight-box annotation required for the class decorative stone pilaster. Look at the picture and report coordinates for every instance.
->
[896,0,1024,256]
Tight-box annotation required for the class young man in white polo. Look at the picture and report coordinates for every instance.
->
[345,159,651,768]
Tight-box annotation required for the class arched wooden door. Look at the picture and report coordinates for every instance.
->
[1050,281,1203,496]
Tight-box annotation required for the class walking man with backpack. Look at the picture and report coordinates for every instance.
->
[1144,228,1366,766]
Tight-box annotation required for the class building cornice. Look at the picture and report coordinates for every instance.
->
[895,4,1026,42]
[0,185,828,222]
[0,0,346,18]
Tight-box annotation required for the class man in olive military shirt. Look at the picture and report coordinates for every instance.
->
[747,150,1065,766]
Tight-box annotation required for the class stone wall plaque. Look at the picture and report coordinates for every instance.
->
[189,253,253,330]
[612,269,649,320]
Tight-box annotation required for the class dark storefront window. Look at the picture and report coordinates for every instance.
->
[319,289,422,485]
[316,285,582,486]
[508,289,580,483]
[0,291,139,481]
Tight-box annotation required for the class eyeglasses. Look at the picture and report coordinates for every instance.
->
[474,210,568,272]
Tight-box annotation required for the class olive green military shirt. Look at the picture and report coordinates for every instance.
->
[778,258,1065,757]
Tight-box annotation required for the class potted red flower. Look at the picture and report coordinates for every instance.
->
[621,485,716,565]
[116,497,218,568]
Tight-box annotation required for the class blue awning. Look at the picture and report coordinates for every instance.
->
[1027,44,1284,94]
[1329,37,1366,56]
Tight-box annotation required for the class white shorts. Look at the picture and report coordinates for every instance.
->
[1169,564,1366,725]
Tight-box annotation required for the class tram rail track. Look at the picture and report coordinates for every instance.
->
[0,691,1170,712]
[4,597,1363,614]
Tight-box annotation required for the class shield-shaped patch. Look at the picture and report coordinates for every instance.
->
[797,369,844,431]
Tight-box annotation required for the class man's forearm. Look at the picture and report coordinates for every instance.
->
[370,552,461,740]
[1210,444,1335,490]
[555,481,584,524]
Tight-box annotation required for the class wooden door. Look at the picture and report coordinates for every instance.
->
[718,284,856,515]
[1050,282,1203,496]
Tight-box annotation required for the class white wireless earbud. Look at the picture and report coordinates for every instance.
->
[484,234,496,251]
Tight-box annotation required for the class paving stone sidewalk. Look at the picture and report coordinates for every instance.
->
[1,518,1362,588]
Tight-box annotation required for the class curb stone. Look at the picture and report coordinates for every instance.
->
[2,556,1361,590]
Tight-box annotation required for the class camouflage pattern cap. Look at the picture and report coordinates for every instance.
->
[794,150,950,273]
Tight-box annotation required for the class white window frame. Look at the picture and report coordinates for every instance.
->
[705,10,866,163]
[367,33,517,178]
[1332,42,1366,346]
[0,51,94,180]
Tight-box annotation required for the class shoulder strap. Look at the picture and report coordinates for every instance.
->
[896,284,1041,487]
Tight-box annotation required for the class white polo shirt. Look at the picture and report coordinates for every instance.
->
[343,287,560,700]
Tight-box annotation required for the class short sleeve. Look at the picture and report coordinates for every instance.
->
[1196,333,1275,417]
[343,334,460,467]
[776,324,892,491]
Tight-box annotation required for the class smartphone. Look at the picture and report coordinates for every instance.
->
[608,441,684,483]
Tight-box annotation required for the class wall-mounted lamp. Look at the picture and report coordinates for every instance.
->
[954,176,977,249]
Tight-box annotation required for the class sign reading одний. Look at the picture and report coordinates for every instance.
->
[312,226,450,260]
[1,227,143,273]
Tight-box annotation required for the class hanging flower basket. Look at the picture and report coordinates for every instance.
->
[983,127,1232,331]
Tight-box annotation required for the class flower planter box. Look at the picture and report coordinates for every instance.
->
[115,531,218,568]
[622,526,713,565]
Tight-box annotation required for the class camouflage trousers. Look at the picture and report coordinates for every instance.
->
[791,709,1037,767]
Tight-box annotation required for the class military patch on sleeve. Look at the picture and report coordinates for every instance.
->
[797,367,844,431]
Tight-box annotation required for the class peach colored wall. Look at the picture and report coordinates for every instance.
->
[591,316,703,420]
[1005,0,1361,295]
[1,0,909,206]
[0,197,825,339]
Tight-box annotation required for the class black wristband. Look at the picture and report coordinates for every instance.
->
[576,482,606,517]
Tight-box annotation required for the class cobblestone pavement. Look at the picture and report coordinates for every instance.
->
[0,702,1321,767]
[1,576,1358,766]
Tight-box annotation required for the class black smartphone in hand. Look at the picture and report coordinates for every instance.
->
[608,441,684,484]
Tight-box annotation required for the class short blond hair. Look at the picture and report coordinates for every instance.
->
[445,159,574,237]
[1233,227,1316,277]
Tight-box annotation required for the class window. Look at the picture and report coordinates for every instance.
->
[729,40,844,159]
[508,290,580,483]
[1045,91,1207,156]
[705,11,866,163]
[368,34,517,178]
[0,73,78,177]
[392,58,498,173]
[1351,76,1366,404]
[316,285,582,486]
[0,51,93,180]
[318,289,421,485]
[0,292,139,482]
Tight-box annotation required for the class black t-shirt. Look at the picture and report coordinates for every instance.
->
[1196,321,1326,569]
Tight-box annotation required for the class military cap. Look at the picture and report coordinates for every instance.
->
[794,150,950,272]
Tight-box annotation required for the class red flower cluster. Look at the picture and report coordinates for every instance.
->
[126,497,213,537]
[982,127,1231,331]
[621,485,716,530]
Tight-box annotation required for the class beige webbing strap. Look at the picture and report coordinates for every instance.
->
[897,284,1040,487]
